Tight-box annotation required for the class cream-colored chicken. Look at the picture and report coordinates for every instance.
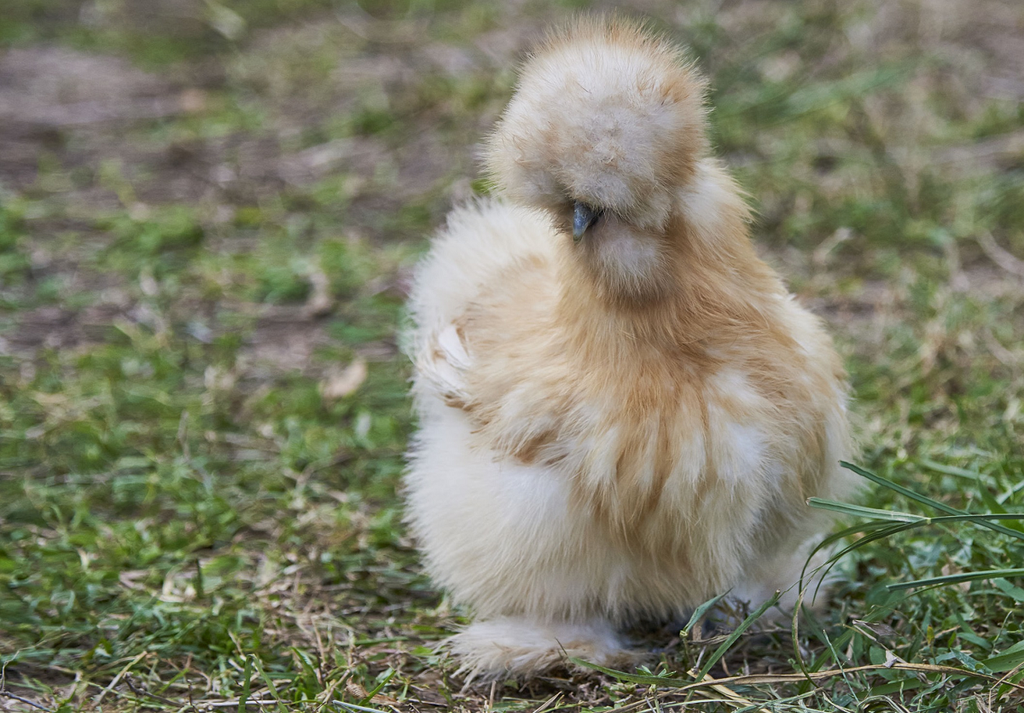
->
[404,17,854,679]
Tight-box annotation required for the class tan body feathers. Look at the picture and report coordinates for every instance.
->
[405,18,854,679]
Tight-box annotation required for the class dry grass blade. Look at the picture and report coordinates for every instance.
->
[0,690,54,713]
[976,232,1024,278]
[92,652,148,706]
[674,662,1024,695]
[692,673,774,712]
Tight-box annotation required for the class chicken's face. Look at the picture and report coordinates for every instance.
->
[486,19,708,301]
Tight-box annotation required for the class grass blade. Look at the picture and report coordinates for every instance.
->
[983,641,1024,673]
[681,592,729,637]
[567,658,689,687]
[918,459,989,482]
[808,521,922,592]
[888,568,1024,591]
[808,497,927,522]
[249,655,288,713]
[841,461,1024,542]
[238,654,253,713]
[358,668,395,707]
[333,703,389,713]
[696,591,781,681]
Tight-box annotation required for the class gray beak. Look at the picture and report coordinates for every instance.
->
[572,202,601,242]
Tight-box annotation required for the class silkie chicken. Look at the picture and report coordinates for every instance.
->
[404,17,854,680]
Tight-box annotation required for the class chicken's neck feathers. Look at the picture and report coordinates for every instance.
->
[555,159,782,350]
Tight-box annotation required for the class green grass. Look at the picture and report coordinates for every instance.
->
[1,0,1023,710]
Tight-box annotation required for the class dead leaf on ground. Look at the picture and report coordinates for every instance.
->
[320,358,368,401]
[303,266,335,317]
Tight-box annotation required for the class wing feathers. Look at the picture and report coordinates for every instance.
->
[417,323,473,410]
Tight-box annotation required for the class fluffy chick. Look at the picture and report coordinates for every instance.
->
[404,17,854,680]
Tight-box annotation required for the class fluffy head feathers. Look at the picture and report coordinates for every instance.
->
[486,18,708,233]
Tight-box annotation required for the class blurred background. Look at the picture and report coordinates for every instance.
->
[1,0,1023,710]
